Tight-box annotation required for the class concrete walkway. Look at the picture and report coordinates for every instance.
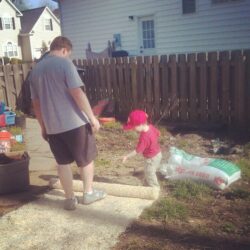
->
[26,118,57,171]
[0,118,156,250]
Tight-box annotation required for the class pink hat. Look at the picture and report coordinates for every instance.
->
[123,110,148,130]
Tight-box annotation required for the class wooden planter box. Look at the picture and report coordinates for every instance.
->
[0,151,30,194]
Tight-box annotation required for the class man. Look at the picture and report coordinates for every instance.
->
[30,36,106,210]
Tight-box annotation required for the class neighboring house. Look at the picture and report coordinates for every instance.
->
[0,0,23,60]
[20,6,61,62]
[53,0,250,58]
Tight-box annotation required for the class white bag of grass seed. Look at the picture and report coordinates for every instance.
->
[161,147,241,190]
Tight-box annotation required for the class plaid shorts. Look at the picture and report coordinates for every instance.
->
[47,124,97,167]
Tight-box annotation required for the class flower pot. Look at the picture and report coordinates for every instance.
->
[0,151,30,194]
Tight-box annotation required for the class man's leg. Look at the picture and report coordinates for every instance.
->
[78,161,106,204]
[57,164,74,199]
[79,161,94,193]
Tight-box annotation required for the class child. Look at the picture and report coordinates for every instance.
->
[122,110,162,187]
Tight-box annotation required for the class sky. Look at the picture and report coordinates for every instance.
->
[26,0,58,9]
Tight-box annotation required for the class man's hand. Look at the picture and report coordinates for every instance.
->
[90,116,101,132]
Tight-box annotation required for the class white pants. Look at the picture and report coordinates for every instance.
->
[144,152,162,187]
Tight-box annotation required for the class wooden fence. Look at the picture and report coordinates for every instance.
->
[74,50,250,129]
[0,63,33,109]
[0,50,249,131]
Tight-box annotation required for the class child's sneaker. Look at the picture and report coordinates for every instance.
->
[64,197,78,210]
[79,189,106,205]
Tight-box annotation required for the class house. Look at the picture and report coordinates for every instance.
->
[0,0,23,60]
[20,6,61,62]
[53,0,250,59]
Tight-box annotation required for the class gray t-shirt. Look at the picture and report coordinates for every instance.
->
[30,54,88,134]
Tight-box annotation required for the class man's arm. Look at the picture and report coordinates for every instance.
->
[32,98,47,140]
[68,87,100,131]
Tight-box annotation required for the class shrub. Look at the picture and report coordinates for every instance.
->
[10,58,23,64]
[0,57,10,65]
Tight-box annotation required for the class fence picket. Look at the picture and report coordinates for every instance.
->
[188,54,197,121]
[197,53,207,122]
[152,55,160,119]
[178,54,188,121]
[219,51,230,124]
[2,65,12,107]
[208,52,219,122]
[104,58,112,97]
[137,56,144,109]
[130,57,137,109]
[159,55,169,119]
[145,56,153,116]
[231,51,246,128]
[169,55,178,121]
[244,50,250,132]
[123,57,131,111]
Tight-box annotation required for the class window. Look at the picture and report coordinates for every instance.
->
[142,20,155,49]
[0,17,15,30]
[3,17,12,29]
[182,0,196,14]
[44,18,53,30]
[3,42,18,57]
[212,0,241,3]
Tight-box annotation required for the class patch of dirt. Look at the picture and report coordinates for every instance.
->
[1,122,250,249]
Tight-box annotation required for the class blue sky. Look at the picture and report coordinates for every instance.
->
[27,0,58,9]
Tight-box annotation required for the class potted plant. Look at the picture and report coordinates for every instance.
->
[15,110,26,129]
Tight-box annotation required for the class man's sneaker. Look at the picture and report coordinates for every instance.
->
[79,189,106,205]
[64,197,78,210]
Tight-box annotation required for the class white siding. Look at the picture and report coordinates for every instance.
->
[59,0,250,59]
[0,0,22,59]
[29,8,61,60]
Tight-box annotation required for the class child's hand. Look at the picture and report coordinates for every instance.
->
[122,155,128,164]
